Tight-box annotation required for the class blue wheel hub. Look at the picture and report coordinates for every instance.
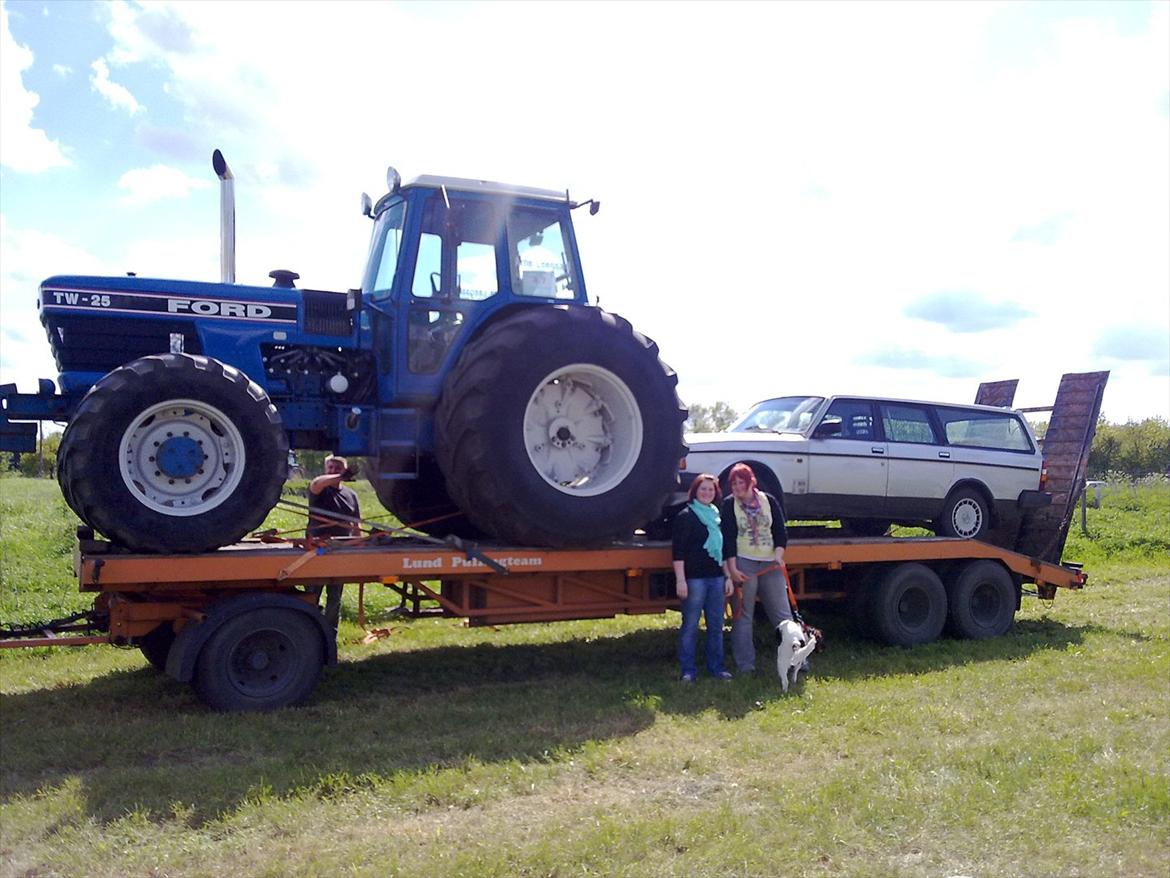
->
[156,435,204,478]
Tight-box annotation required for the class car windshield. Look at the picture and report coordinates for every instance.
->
[730,396,825,433]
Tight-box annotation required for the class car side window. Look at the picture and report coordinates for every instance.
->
[881,404,939,444]
[936,407,1035,452]
[817,400,876,440]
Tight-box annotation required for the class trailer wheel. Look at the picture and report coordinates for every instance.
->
[870,563,947,646]
[435,307,686,546]
[937,487,990,540]
[193,608,324,712]
[58,354,287,553]
[137,623,176,671]
[946,560,1016,639]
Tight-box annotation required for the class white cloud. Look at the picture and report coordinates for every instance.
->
[0,4,70,172]
[90,57,141,115]
[0,215,111,392]
[51,63,72,78]
[116,164,210,205]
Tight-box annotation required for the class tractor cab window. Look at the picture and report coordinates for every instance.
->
[507,208,577,299]
[368,200,406,300]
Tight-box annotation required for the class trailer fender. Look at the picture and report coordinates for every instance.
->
[165,592,337,682]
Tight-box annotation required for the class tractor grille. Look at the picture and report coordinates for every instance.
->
[41,313,202,373]
[302,290,350,336]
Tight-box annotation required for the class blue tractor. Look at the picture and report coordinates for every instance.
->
[0,152,686,553]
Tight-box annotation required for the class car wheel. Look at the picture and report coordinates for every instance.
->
[937,487,990,540]
[945,560,1016,639]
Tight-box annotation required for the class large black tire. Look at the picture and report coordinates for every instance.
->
[192,608,324,712]
[435,307,687,547]
[366,454,484,539]
[870,563,947,647]
[57,354,287,553]
[945,560,1016,639]
[137,623,176,671]
[936,487,991,540]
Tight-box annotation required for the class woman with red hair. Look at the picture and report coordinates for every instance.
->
[720,462,792,675]
[671,473,734,683]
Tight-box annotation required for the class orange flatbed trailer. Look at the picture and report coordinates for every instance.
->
[0,371,1106,711]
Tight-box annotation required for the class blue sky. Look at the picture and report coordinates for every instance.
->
[1,0,1167,422]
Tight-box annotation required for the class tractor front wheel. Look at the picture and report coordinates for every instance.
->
[57,354,287,553]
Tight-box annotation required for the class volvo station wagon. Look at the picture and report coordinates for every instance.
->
[677,395,1050,540]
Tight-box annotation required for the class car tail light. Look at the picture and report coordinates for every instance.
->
[1039,458,1048,491]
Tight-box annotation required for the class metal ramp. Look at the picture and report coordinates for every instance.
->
[977,372,1109,564]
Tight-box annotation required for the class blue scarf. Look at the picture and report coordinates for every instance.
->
[689,499,723,565]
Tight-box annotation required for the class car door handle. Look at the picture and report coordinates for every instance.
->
[871,447,885,454]
[938,451,951,459]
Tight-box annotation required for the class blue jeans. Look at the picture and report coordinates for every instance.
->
[678,576,727,677]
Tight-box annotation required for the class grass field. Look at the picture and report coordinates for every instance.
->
[1,476,1167,877]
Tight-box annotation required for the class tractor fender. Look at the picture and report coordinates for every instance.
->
[165,592,337,682]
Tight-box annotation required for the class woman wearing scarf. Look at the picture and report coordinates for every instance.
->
[721,462,793,675]
[671,474,734,683]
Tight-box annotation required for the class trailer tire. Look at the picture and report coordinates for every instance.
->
[945,560,1016,639]
[870,563,947,646]
[435,307,687,547]
[193,607,323,712]
[137,623,176,671]
[58,354,287,553]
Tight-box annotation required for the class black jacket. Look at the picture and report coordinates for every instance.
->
[671,504,726,579]
[720,492,788,561]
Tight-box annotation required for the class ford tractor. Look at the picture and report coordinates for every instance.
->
[0,151,686,553]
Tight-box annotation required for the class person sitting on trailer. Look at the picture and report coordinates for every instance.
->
[721,462,793,676]
[307,455,362,632]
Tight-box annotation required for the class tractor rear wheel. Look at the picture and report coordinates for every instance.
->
[58,354,287,553]
[367,454,483,539]
[435,307,686,547]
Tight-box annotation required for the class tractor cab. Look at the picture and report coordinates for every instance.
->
[360,172,589,404]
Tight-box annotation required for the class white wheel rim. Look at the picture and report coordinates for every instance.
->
[524,363,643,497]
[951,497,984,538]
[119,398,246,516]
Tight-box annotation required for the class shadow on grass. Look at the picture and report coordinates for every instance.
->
[0,616,1088,826]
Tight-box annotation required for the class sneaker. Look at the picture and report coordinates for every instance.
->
[680,672,696,684]
[712,671,734,682]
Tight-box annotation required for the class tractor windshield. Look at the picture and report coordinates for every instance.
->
[367,199,407,300]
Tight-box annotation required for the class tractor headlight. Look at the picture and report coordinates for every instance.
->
[386,166,401,194]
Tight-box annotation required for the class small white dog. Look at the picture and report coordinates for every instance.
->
[776,619,817,692]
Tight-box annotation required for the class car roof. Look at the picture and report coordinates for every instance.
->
[751,394,1028,416]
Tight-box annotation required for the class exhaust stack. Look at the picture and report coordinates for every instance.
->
[212,149,235,284]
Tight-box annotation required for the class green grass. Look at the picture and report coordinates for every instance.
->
[1,476,1167,877]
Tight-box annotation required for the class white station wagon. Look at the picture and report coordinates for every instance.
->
[678,395,1050,541]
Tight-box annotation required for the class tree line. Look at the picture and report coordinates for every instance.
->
[6,411,1168,481]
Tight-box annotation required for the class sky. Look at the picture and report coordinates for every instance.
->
[1,0,1168,425]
